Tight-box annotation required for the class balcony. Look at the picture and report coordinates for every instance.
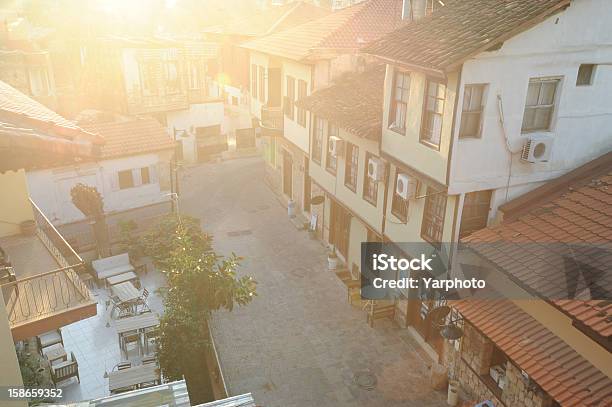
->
[260,105,283,138]
[0,199,96,341]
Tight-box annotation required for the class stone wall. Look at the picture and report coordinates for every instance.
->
[444,322,553,407]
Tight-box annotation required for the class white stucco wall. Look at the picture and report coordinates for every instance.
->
[448,0,612,196]
[166,102,225,163]
[26,153,170,225]
[282,59,312,154]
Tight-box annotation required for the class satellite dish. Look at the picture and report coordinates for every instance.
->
[311,195,325,205]
[440,324,464,341]
[427,305,450,325]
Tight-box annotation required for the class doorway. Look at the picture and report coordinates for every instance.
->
[329,200,350,259]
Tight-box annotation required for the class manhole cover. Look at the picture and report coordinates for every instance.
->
[353,371,377,390]
[227,229,253,237]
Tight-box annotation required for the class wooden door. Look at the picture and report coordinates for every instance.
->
[282,151,293,197]
[330,200,350,259]
[303,158,311,212]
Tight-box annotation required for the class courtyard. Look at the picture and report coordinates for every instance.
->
[179,157,447,407]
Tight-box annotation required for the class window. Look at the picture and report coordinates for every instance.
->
[141,63,159,95]
[251,64,258,99]
[141,167,151,185]
[326,124,338,174]
[391,171,412,222]
[421,186,446,245]
[389,71,410,133]
[344,142,359,191]
[362,152,378,206]
[28,67,50,96]
[459,84,486,139]
[118,170,134,190]
[459,190,492,238]
[312,116,324,164]
[188,61,202,89]
[284,76,295,119]
[164,61,180,93]
[258,66,266,103]
[297,80,307,127]
[521,78,559,132]
[576,64,596,86]
[420,80,446,148]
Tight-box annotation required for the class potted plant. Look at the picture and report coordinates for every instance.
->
[327,248,338,270]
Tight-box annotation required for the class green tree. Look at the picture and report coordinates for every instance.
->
[70,183,110,258]
[155,221,256,403]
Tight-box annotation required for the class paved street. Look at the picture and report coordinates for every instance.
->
[179,157,447,407]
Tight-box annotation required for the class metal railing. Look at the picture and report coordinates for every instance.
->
[261,105,283,131]
[0,200,93,326]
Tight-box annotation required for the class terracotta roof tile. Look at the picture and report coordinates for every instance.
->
[454,299,612,407]
[295,65,385,140]
[362,0,570,72]
[80,118,174,159]
[242,0,406,61]
[463,152,612,340]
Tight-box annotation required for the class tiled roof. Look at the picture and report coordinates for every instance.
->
[0,81,101,172]
[203,2,331,37]
[0,80,80,133]
[454,299,612,407]
[80,117,174,159]
[463,152,612,340]
[241,0,406,61]
[295,65,385,140]
[362,0,570,72]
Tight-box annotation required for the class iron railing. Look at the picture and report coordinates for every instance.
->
[0,200,93,326]
[261,105,283,131]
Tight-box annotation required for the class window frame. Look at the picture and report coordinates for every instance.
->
[419,79,446,150]
[388,71,411,134]
[390,171,412,223]
[258,65,266,103]
[362,152,379,207]
[325,123,338,175]
[576,64,596,86]
[521,77,561,133]
[344,142,359,192]
[459,84,487,139]
[164,60,180,94]
[420,186,446,246]
[311,116,324,164]
[251,64,258,100]
[297,80,308,127]
[284,75,295,120]
[141,167,151,185]
[118,170,135,190]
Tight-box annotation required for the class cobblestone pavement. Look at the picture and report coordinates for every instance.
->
[179,157,447,407]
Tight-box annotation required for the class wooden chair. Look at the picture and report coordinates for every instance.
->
[143,326,160,355]
[135,288,150,313]
[142,355,157,365]
[121,330,141,358]
[115,361,131,371]
[50,352,79,386]
[37,329,63,354]
[111,296,134,319]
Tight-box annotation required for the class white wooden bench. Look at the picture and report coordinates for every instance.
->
[51,352,79,386]
[92,253,136,282]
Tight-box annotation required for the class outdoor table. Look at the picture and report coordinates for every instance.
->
[107,271,139,287]
[42,343,67,365]
[108,364,159,393]
[111,281,141,303]
[115,312,160,335]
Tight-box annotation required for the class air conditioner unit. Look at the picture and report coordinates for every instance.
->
[328,136,343,157]
[521,134,553,163]
[396,173,417,199]
[367,157,385,182]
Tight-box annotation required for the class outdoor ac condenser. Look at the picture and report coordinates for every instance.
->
[521,134,553,163]
[367,157,385,182]
[396,173,417,199]
[328,136,343,157]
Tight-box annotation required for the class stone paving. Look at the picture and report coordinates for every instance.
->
[179,157,447,407]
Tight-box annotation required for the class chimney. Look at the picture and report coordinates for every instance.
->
[402,0,428,21]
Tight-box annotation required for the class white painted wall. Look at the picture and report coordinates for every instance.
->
[282,59,312,154]
[448,0,612,199]
[166,102,225,163]
[26,153,170,225]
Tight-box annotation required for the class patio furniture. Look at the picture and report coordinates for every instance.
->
[108,364,160,394]
[134,288,150,313]
[92,253,136,283]
[115,312,160,357]
[106,271,140,288]
[111,282,141,303]
[121,330,141,358]
[0,266,16,285]
[42,343,67,365]
[142,355,157,365]
[50,352,79,386]
[110,296,135,319]
[37,329,63,351]
[143,325,160,355]
[116,361,132,371]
